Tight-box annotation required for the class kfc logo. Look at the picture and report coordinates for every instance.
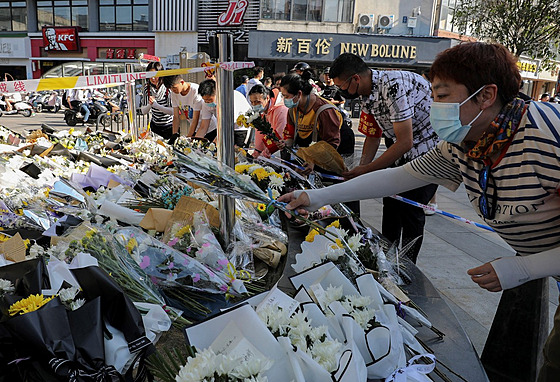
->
[217,0,248,26]
[42,27,80,51]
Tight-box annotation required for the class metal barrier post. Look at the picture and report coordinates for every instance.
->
[216,33,235,246]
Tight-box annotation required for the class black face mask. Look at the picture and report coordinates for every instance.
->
[339,88,360,99]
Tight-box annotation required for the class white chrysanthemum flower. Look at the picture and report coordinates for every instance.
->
[0,279,14,294]
[325,246,344,261]
[323,285,344,306]
[216,353,237,375]
[231,356,273,379]
[175,349,216,382]
[70,298,86,311]
[351,308,375,330]
[311,340,343,372]
[268,174,284,189]
[59,286,80,302]
[347,233,364,252]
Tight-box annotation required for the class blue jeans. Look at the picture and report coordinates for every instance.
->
[80,103,91,122]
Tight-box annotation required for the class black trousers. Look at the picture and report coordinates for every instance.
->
[381,183,438,263]
[151,122,173,140]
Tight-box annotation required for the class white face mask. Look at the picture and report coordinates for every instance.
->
[429,85,485,144]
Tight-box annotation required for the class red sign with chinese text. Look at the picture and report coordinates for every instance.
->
[106,48,137,59]
[42,26,80,52]
[217,0,248,26]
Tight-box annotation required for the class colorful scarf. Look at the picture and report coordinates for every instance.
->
[467,98,526,160]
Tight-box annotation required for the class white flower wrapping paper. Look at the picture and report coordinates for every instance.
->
[184,304,297,382]
[289,262,434,380]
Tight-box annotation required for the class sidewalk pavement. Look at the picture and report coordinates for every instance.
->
[351,121,559,355]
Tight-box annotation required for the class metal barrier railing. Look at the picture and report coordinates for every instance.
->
[95,108,149,135]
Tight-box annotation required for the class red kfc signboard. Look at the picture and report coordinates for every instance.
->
[42,26,80,52]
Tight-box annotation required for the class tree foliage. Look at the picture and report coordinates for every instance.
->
[453,0,560,62]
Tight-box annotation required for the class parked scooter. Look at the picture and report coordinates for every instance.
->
[0,94,34,117]
[36,91,62,113]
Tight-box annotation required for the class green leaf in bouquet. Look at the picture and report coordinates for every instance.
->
[146,345,197,382]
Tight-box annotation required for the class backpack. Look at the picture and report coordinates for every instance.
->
[290,101,355,155]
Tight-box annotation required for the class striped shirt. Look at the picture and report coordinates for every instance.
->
[361,69,439,164]
[140,82,173,127]
[404,101,560,256]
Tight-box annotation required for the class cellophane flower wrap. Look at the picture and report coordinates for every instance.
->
[115,226,231,295]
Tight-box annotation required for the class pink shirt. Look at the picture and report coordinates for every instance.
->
[254,94,288,157]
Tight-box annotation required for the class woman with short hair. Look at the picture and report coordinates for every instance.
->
[280,42,560,381]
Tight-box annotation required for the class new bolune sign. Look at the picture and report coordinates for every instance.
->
[249,30,454,66]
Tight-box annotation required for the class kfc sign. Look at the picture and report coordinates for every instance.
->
[42,26,80,52]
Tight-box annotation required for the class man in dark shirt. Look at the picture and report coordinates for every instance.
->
[321,67,345,106]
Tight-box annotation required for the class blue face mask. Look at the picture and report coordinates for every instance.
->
[284,95,299,109]
[429,86,485,144]
[207,102,217,108]
[252,104,265,113]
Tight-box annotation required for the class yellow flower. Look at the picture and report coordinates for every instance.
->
[235,164,251,174]
[305,229,320,243]
[126,237,138,253]
[9,294,55,316]
[176,225,191,238]
[236,115,248,127]
[85,230,96,239]
[43,188,50,197]
[23,239,30,249]
[257,203,267,212]
[335,238,343,248]
[327,220,340,229]
[235,209,242,218]
[251,167,269,181]
[0,234,9,242]
[68,128,75,135]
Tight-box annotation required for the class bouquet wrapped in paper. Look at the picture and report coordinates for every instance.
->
[289,262,414,380]
[0,258,153,381]
[184,304,297,382]
[115,226,236,294]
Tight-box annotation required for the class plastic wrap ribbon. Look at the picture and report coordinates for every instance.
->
[267,187,298,215]
[226,262,251,282]
[384,354,436,382]
[50,358,121,382]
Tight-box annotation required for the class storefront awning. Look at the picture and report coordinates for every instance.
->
[30,57,91,61]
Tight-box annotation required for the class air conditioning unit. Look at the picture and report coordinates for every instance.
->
[407,16,418,28]
[358,13,375,28]
[378,15,394,29]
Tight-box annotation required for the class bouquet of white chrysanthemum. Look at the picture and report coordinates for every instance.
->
[175,347,273,382]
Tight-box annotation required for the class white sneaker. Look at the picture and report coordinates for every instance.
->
[424,203,437,216]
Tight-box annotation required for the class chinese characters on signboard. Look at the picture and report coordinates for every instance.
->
[276,37,333,55]
[42,26,80,52]
[275,36,417,60]
[106,48,137,59]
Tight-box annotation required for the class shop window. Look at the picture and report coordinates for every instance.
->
[0,1,27,31]
[439,0,459,33]
[37,0,88,31]
[99,0,149,31]
[261,0,353,23]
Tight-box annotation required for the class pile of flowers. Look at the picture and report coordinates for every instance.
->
[175,348,273,382]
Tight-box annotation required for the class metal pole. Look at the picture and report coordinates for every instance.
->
[125,63,138,140]
[216,33,235,246]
